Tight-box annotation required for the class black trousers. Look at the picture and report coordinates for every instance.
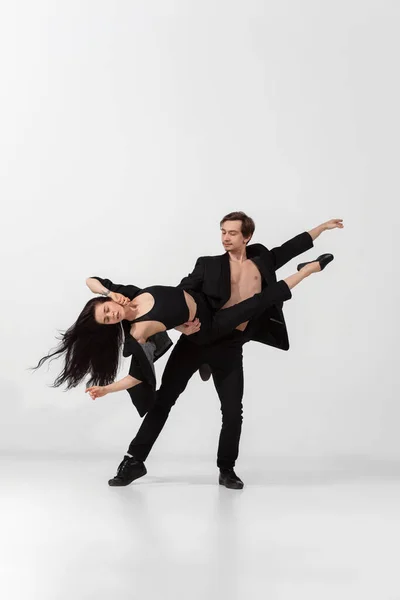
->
[128,330,250,469]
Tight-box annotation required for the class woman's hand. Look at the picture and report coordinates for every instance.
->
[86,375,139,398]
[85,386,109,400]
[108,292,131,306]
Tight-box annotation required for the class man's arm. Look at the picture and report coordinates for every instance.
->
[270,218,343,271]
[177,257,205,292]
[270,232,314,271]
[308,218,344,241]
[175,318,201,335]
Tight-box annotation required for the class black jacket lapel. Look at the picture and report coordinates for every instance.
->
[220,252,231,302]
[249,255,275,287]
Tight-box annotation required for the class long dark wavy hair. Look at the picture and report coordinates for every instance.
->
[33,297,124,389]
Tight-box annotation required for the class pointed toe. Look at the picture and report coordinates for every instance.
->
[297,253,334,271]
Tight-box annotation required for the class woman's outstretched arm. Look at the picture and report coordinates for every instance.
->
[86,374,142,399]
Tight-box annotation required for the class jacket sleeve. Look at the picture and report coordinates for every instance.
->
[269,232,314,271]
[90,276,142,300]
[151,331,173,361]
[177,257,205,292]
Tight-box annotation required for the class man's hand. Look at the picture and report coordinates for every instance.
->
[323,218,344,230]
[308,218,344,241]
[108,292,131,306]
[85,386,109,400]
[175,318,201,336]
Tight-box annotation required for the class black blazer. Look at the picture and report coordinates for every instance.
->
[177,231,314,351]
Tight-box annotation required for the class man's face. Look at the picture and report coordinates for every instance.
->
[221,220,250,251]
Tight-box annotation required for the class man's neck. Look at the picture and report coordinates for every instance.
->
[228,247,248,263]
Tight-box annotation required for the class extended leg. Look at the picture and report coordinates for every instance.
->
[207,280,292,342]
[128,336,203,461]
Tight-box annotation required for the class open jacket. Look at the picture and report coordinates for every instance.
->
[177,231,314,351]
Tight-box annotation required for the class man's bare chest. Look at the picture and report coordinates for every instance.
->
[229,259,262,298]
[230,259,261,284]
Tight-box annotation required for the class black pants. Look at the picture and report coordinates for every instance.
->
[128,330,250,469]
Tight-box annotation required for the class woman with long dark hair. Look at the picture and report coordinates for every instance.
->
[34,253,333,413]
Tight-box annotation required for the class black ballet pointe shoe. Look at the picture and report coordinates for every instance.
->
[199,364,212,382]
[297,253,334,272]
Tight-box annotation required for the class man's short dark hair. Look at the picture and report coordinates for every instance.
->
[220,211,255,242]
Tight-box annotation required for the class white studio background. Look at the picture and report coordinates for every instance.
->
[0,0,399,464]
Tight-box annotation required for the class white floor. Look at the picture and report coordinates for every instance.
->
[2,455,400,600]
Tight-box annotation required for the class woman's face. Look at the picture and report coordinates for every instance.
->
[94,300,125,325]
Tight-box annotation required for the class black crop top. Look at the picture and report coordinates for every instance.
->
[131,286,190,330]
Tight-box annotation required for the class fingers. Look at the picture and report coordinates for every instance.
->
[186,318,200,326]
[114,294,131,306]
[192,319,201,330]
[326,218,344,229]
[183,318,200,327]
[186,322,201,334]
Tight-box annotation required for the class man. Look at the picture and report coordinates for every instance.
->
[108,212,344,489]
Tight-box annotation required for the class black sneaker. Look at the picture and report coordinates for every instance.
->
[108,455,147,487]
[219,468,244,490]
[199,364,212,382]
